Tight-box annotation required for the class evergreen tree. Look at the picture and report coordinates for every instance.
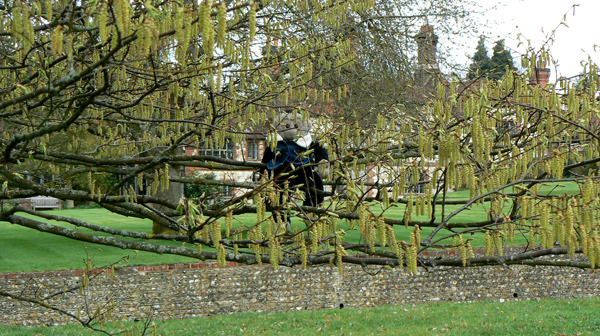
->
[467,37,517,81]
[489,39,517,80]
[467,36,493,80]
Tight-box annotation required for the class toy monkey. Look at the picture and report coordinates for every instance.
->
[261,111,329,225]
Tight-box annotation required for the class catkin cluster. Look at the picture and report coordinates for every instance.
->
[248,1,257,41]
[485,230,503,256]
[376,216,386,246]
[385,225,400,260]
[52,25,64,55]
[217,243,226,267]
[268,236,279,270]
[225,211,233,236]
[97,2,108,42]
[255,194,266,222]
[565,203,577,256]
[200,0,214,58]
[458,235,467,266]
[335,231,348,276]
[247,225,263,266]
[405,229,419,274]
[114,0,132,34]
[586,233,600,269]
[404,195,413,227]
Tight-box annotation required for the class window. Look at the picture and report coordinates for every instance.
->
[224,185,234,197]
[247,141,259,160]
[198,139,233,160]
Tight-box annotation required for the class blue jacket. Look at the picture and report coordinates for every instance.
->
[266,140,313,170]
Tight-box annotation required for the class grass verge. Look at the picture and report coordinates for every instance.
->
[1,297,599,335]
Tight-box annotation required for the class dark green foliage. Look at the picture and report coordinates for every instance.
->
[490,39,517,80]
[467,36,516,81]
[467,36,493,80]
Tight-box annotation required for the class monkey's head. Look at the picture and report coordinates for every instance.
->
[274,110,311,142]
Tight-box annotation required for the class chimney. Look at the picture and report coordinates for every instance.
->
[414,25,438,67]
[529,68,550,88]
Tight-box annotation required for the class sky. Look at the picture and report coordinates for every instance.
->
[451,0,600,80]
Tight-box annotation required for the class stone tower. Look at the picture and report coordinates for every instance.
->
[414,25,442,90]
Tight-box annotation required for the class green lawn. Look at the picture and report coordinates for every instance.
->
[2,297,599,335]
[0,208,198,273]
[0,182,580,273]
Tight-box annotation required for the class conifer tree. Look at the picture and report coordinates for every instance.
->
[467,36,493,80]
[490,39,517,80]
[467,37,517,81]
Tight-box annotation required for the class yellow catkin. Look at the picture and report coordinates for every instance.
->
[152,169,159,195]
[366,216,375,249]
[136,173,143,191]
[565,205,574,247]
[558,211,567,246]
[410,230,417,251]
[410,244,418,274]
[265,215,273,238]
[217,243,226,267]
[311,223,319,254]
[467,241,475,259]
[415,225,421,247]
[202,226,209,243]
[568,228,577,257]
[45,0,52,21]
[202,0,213,57]
[580,223,589,256]
[540,202,550,249]
[211,221,221,245]
[485,231,492,256]
[269,237,278,270]
[225,211,233,237]
[376,216,386,246]
[254,250,262,266]
[385,225,399,255]
[66,32,73,60]
[520,196,528,219]
[595,238,600,269]
[98,2,108,42]
[22,5,34,50]
[336,237,346,276]
[496,233,503,256]
[404,245,411,273]
[405,195,413,227]
[175,5,184,41]
[13,0,23,36]
[382,187,389,208]
[119,0,131,33]
[217,1,226,47]
[248,1,256,41]
[529,221,535,247]
[162,164,170,191]
[588,239,596,268]
[301,241,308,268]
[459,235,467,266]
[337,249,343,276]
[233,230,239,255]
[52,25,64,55]
[418,128,425,157]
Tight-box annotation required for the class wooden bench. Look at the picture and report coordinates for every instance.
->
[19,196,62,210]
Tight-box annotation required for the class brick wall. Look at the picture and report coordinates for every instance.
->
[1,259,600,327]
